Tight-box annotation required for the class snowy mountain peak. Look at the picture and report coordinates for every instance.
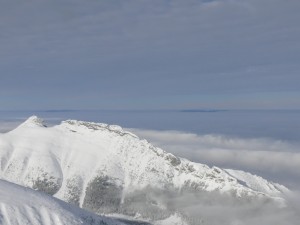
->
[0,117,290,223]
[18,115,47,128]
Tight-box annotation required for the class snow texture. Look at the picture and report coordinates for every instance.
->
[0,179,125,225]
[0,116,290,223]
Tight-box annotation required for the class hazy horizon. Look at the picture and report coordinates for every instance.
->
[1,109,300,140]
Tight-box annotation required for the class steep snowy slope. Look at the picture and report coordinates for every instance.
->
[0,116,288,222]
[0,179,125,225]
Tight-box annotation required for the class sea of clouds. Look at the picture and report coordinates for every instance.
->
[128,128,300,224]
[129,128,300,191]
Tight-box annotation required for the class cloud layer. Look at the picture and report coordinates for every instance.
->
[128,128,300,223]
[129,128,300,190]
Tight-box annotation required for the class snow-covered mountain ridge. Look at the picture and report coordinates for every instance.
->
[0,116,289,221]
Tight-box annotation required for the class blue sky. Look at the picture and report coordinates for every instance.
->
[1,0,300,110]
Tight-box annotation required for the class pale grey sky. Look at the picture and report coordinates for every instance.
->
[1,0,300,110]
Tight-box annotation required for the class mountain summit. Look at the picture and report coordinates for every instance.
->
[18,115,47,128]
[0,116,289,224]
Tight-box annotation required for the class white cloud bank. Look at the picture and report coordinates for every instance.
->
[130,128,300,224]
[129,128,300,190]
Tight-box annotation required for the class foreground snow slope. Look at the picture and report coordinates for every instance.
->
[0,116,288,213]
[0,179,124,225]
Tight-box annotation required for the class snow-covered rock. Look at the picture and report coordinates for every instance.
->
[0,116,289,222]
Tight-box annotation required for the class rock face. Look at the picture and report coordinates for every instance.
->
[0,116,288,222]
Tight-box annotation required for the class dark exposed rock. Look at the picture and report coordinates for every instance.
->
[83,175,122,214]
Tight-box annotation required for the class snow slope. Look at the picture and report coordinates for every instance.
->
[0,116,289,221]
[225,169,290,197]
[0,179,125,225]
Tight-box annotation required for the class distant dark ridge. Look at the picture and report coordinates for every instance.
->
[1,109,299,113]
[180,109,227,113]
[43,109,79,113]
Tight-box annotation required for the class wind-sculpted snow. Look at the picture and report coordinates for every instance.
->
[0,116,291,224]
[0,179,125,225]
